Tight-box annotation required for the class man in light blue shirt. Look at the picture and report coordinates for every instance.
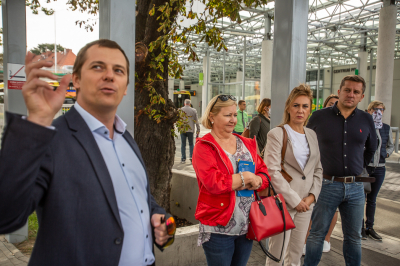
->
[0,40,171,266]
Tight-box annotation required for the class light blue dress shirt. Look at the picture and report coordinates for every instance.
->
[74,103,154,266]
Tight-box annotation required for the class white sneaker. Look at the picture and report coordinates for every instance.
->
[303,244,306,256]
[323,240,331,253]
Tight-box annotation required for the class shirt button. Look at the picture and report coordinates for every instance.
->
[302,176,306,180]
[345,166,347,168]
[114,238,122,245]
[344,155,347,157]
[344,143,346,145]
[345,120,347,122]
[345,131,347,133]
[221,203,224,206]
[122,163,125,167]
[145,259,148,262]
[131,186,134,190]
[104,131,107,134]
[141,210,143,213]
[146,234,148,238]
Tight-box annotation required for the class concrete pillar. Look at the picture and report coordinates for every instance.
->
[179,80,185,91]
[260,40,273,100]
[168,77,174,101]
[270,0,309,127]
[2,0,29,243]
[201,55,210,116]
[374,2,397,125]
[99,0,136,134]
[2,0,27,115]
[358,51,369,111]
[5,223,28,243]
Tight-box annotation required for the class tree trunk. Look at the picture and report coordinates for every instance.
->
[134,0,179,212]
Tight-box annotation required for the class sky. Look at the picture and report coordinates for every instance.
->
[0,0,99,55]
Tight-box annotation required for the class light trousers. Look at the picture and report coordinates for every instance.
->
[266,205,313,266]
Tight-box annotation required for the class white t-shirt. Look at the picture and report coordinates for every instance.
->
[284,124,310,170]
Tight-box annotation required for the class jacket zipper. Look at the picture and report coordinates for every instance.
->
[200,139,231,174]
[200,139,235,223]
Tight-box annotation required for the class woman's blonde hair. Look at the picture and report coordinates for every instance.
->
[367,100,385,111]
[201,95,237,129]
[280,84,313,126]
[257,98,271,114]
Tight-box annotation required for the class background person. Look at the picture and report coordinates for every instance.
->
[304,94,340,254]
[304,75,377,266]
[192,95,270,266]
[0,40,170,266]
[180,99,200,164]
[323,94,339,108]
[264,84,322,266]
[249,98,271,158]
[233,100,248,135]
[362,101,394,241]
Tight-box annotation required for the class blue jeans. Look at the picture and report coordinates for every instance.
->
[202,234,253,266]
[304,179,365,266]
[365,166,386,229]
[180,132,194,160]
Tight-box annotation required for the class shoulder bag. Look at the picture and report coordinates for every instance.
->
[247,173,296,263]
[278,126,293,183]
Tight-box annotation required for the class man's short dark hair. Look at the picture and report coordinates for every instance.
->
[238,100,246,105]
[73,39,130,84]
[339,75,366,94]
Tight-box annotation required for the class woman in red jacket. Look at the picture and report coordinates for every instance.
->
[192,95,270,266]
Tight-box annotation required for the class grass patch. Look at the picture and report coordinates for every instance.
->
[14,212,38,257]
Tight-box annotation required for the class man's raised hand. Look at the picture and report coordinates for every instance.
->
[22,53,71,127]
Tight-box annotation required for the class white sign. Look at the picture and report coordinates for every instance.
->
[7,63,26,90]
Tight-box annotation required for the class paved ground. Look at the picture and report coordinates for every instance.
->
[0,236,28,266]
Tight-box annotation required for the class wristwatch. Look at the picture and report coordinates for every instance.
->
[239,171,245,187]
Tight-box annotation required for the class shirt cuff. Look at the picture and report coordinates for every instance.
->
[22,116,56,130]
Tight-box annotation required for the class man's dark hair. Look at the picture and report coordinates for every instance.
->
[238,100,246,105]
[339,75,366,94]
[73,39,130,84]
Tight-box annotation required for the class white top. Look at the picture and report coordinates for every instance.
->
[284,124,310,170]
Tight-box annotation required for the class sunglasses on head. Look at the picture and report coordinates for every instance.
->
[155,214,176,251]
[210,95,237,111]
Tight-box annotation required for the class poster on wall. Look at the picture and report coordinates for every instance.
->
[7,63,26,90]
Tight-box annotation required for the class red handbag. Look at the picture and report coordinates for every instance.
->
[247,173,295,263]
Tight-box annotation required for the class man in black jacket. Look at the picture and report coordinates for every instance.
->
[0,39,170,266]
[304,75,377,266]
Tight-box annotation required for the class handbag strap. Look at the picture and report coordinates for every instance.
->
[255,187,286,263]
[278,125,288,167]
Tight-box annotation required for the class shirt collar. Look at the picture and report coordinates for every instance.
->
[332,101,358,116]
[74,102,127,135]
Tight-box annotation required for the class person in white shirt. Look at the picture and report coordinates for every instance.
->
[264,84,323,266]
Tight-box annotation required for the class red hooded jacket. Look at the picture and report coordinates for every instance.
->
[192,133,270,226]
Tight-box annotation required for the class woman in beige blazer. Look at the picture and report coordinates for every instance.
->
[264,84,323,266]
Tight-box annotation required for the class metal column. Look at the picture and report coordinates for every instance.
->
[271,0,309,127]
[242,37,246,100]
[99,0,136,134]
[316,54,320,110]
[369,49,373,105]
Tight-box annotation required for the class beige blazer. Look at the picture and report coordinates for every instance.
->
[264,126,323,209]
